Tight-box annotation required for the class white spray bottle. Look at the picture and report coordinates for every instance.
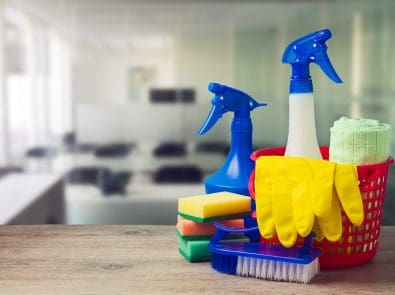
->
[282,29,342,158]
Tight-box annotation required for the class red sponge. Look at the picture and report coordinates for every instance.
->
[176,215,243,237]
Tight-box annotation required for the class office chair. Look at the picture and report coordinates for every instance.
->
[153,165,202,183]
[153,142,186,157]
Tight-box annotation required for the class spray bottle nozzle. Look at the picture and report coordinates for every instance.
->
[197,83,267,135]
[208,82,225,94]
[282,28,342,93]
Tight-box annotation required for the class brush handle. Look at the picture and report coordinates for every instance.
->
[210,221,260,244]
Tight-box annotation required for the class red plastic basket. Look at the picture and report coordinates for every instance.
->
[248,146,394,269]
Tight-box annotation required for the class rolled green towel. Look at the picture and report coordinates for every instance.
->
[329,117,391,165]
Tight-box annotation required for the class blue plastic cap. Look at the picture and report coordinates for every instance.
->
[282,29,342,94]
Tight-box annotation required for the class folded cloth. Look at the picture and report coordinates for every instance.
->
[329,117,391,165]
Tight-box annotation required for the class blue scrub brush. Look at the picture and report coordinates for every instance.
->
[209,222,320,283]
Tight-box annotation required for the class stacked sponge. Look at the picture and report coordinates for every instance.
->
[177,192,251,262]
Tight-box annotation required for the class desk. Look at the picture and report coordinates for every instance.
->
[0,174,65,224]
[23,142,225,225]
[0,225,393,294]
[38,143,226,174]
[65,181,204,224]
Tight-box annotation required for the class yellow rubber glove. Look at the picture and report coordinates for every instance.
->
[271,178,298,248]
[255,156,316,246]
[334,163,364,226]
[305,159,336,218]
[254,156,287,240]
[317,163,363,241]
[317,191,343,242]
[255,156,335,247]
[255,176,276,240]
[287,157,315,238]
[254,156,363,248]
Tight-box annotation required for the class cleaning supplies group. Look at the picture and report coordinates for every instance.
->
[175,28,393,284]
[254,156,363,248]
[177,192,250,262]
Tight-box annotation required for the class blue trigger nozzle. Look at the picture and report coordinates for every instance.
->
[282,28,342,94]
[197,83,267,135]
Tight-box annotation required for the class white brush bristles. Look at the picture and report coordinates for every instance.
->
[235,257,319,284]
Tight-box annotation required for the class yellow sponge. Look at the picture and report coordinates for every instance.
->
[178,192,251,222]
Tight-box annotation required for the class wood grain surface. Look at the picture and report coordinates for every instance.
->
[0,225,394,294]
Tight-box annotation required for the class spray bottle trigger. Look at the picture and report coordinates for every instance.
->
[197,104,224,135]
[315,51,342,84]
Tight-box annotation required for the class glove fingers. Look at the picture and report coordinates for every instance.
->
[255,156,286,239]
[292,181,314,237]
[255,179,275,239]
[272,179,297,248]
[335,164,364,226]
[312,218,324,242]
[317,191,343,242]
[308,159,336,218]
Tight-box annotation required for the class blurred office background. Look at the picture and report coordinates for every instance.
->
[0,0,394,225]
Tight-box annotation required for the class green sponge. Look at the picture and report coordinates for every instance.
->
[177,230,211,241]
[177,232,248,263]
[178,234,211,263]
[177,229,243,241]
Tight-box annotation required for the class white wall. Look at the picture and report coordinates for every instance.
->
[173,28,234,102]
[73,28,234,104]
[73,42,176,103]
[73,29,233,144]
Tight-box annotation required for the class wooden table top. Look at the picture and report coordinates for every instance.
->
[0,225,394,294]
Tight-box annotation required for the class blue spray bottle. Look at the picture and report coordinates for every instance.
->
[198,82,267,226]
[282,29,342,158]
